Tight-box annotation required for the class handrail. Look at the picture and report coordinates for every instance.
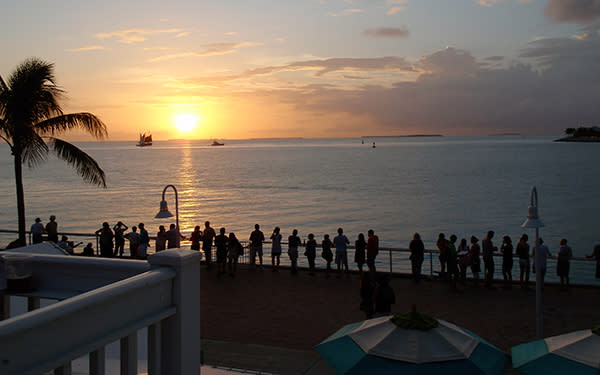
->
[0,267,176,375]
[0,249,201,375]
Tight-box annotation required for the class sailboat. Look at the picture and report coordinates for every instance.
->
[136,133,153,147]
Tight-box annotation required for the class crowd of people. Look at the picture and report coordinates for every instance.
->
[27,216,600,288]
[408,230,587,292]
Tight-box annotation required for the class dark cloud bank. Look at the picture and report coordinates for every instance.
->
[278,23,600,135]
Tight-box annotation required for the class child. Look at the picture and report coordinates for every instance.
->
[304,233,317,275]
[321,234,333,277]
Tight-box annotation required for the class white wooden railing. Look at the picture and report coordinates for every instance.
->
[0,249,201,375]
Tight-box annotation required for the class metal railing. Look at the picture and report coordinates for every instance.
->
[0,249,201,375]
[2,229,598,285]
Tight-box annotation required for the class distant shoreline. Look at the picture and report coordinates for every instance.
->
[554,136,600,142]
[361,134,442,138]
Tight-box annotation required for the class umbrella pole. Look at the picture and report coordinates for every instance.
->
[535,227,542,339]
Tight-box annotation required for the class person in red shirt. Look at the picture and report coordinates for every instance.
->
[366,229,379,273]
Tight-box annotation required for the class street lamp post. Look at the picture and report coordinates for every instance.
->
[521,186,544,339]
[155,184,179,233]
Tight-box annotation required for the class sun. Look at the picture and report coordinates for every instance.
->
[174,113,199,133]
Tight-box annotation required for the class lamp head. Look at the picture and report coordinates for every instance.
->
[155,199,174,219]
[522,205,544,228]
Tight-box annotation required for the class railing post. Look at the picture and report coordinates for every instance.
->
[0,295,9,320]
[148,249,201,375]
[430,252,433,276]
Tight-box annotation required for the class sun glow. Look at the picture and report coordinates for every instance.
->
[174,113,199,134]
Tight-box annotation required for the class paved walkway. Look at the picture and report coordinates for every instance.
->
[200,264,600,374]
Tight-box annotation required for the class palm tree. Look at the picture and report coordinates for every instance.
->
[0,58,107,246]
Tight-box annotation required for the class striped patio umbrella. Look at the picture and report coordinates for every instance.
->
[511,328,600,374]
[315,311,508,375]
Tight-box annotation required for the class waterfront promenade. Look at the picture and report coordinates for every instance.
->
[199,264,600,374]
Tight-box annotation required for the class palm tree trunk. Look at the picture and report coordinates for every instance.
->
[13,151,27,246]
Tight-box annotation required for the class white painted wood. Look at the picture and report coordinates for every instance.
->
[120,333,137,375]
[148,249,201,375]
[90,347,106,375]
[148,322,161,375]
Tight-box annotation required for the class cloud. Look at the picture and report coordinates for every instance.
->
[387,6,407,15]
[176,32,190,38]
[66,45,105,52]
[545,0,600,24]
[476,0,503,6]
[148,41,263,62]
[255,41,600,135]
[363,26,410,38]
[96,28,185,43]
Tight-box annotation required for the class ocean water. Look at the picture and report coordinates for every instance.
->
[1,135,599,257]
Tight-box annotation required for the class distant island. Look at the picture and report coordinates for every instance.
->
[361,134,442,138]
[554,127,600,142]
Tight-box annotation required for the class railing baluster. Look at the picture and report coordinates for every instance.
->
[120,333,138,375]
[27,296,40,311]
[0,295,9,320]
[54,362,72,375]
[148,322,161,375]
[90,347,105,375]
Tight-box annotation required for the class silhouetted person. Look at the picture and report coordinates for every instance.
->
[333,227,350,276]
[366,229,379,274]
[45,215,58,243]
[409,233,425,282]
[288,229,301,275]
[374,275,396,317]
[80,242,95,257]
[516,234,530,289]
[190,225,202,251]
[215,227,228,276]
[360,272,375,319]
[304,233,317,275]
[249,224,265,268]
[586,243,600,279]
[138,223,149,259]
[202,221,216,268]
[532,237,551,287]
[482,230,497,290]
[457,238,469,284]
[156,225,167,251]
[557,238,572,291]
[227,232,242,277]
[321,234,333,276]
[354,233,366,273]
[436,233,449,278]
[469,236,481,286]
[270,227,282,271]
[166,223,181,249]
[113,221,128,257]
[126,226,139,258]
[31,218,44,244]
[95,222,114,258]
[501,235,513,288]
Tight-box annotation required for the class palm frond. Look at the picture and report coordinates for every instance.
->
[5,58,63,126]
[36,113,107,139]
[0,75,7,92]
[20,131,48,168]
[50,137,106,188]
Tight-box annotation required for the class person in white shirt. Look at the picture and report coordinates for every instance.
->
[30,218,44,244]
[532,237,552,285]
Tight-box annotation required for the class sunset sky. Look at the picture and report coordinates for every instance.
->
[1,0,599,140]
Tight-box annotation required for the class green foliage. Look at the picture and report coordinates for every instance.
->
[592,326,600,336]
[391,311,439,330]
